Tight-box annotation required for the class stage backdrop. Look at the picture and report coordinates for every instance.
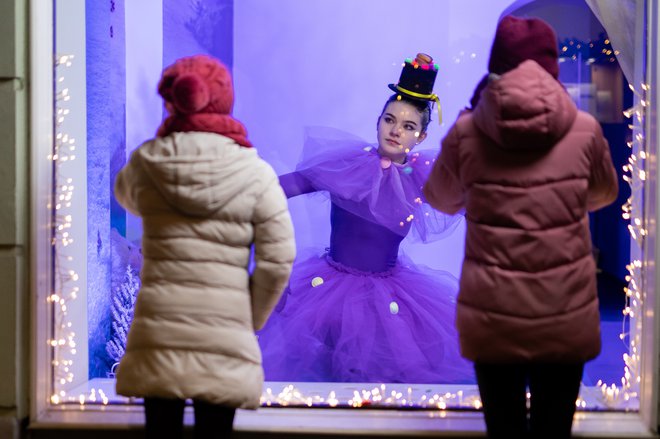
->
[232,0,520,274]
[83,0,628,383]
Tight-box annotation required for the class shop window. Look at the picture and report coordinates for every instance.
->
[34,0,652,431]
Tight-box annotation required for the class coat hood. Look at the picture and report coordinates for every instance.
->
[472,60,578,150]
[136,132,259,217]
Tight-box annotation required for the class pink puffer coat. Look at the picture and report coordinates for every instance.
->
[424,60,619,363]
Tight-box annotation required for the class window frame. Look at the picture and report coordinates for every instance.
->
[28,0,660,436]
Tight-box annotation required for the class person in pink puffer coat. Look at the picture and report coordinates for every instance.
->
[424,16,618,439]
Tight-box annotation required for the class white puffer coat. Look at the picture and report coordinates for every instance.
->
[114,132,295,408]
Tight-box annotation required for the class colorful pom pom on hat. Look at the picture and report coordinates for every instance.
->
[388,53,439,100]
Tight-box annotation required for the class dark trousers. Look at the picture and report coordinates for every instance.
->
[144,397,236,439]
[474,362,584,439]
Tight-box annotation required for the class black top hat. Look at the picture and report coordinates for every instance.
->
[388,53,439,101]
[388,53,442,124]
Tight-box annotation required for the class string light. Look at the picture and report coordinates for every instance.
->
[259,384,482,409]
[559,34,618,64]
[588,82,650,410]
[50,54,80,406]
[46,49,644,415]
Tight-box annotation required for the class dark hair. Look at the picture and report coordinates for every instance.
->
[379,94,432,133]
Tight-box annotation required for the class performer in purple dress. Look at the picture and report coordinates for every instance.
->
[258,54,473,384]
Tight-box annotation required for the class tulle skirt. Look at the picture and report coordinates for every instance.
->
[258,252,475,384]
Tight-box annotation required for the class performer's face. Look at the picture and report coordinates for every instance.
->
[377,100,427,163]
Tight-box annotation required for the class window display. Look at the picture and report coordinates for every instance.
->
[39,0,649,422]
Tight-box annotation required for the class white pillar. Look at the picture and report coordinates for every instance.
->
[125,0,163,242]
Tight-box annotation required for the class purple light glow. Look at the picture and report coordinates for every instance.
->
[81,0,627,388]
[233,0,515,274]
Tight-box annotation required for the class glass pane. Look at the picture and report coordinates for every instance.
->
[49,0,645,412]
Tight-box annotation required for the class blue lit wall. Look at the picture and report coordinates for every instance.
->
[86,0,234,378]
[86,0,127,378]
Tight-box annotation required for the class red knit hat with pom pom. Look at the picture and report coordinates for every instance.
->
[168,74,211,114]
[156,55,252,147]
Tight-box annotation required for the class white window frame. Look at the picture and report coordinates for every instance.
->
[28,0,660,436]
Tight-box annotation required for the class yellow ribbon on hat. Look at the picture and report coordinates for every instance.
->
[395,85,443,125]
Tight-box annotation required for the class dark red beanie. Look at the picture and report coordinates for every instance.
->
[488,15,559,78]
[470,15,559,109]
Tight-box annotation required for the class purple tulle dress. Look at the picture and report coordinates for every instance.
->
[258,127,474,384]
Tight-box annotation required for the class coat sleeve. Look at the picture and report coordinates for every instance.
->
[250,169,296,330]
[587,122,619,212]
[114,148,142,216]
[423,124,466,215]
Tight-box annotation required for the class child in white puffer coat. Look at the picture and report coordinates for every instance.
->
[114,54,295,439]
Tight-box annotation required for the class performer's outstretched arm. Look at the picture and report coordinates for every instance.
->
[279,172,316,198]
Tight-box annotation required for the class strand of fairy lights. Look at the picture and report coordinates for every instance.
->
[559,36,620,64]
[48,54,85,405]
[260,385,483,410]
[590,82,649,409]
[48,56,110,407]
[45,58,645,411]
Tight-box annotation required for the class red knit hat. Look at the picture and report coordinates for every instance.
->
[156,55,252,147]
[470,15,559,109]
[488,15,559,78]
